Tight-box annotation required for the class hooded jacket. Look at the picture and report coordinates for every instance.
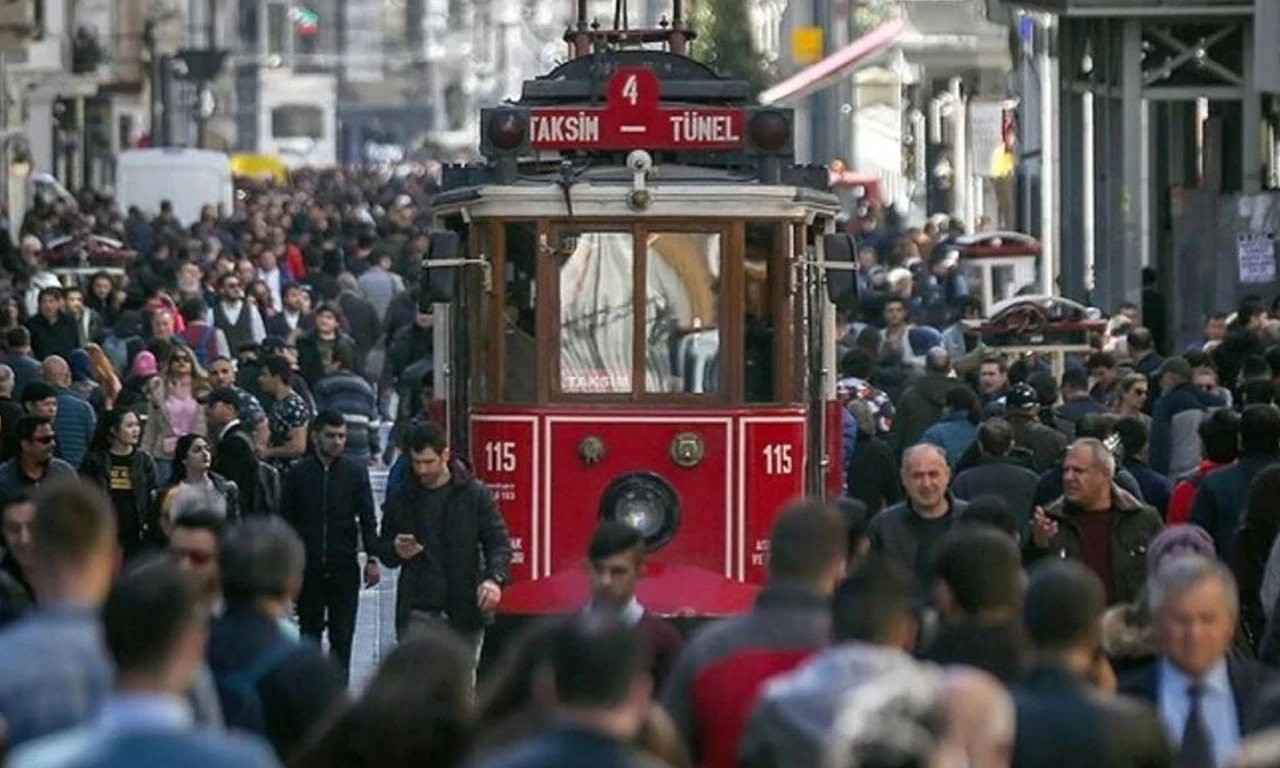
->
[739,644,917,768]
[1024,485,1163,604]
[890,373,957,455]
[376,457,511,634]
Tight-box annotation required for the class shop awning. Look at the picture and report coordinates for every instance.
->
[758,17,905,105]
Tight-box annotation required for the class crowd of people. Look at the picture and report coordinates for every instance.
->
[5,178,1280,768]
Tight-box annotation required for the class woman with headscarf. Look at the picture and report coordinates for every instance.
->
[67,348,106,415]
[116,350,159,414]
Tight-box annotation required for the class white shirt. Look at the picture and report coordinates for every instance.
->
[1157,657,1240,767]
[584,596,644,627]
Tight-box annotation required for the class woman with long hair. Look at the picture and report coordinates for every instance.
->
[159,433,239,529]
[291,628,474,768]
[79,408,162,559]
[140,346,210,478]
[1115,372,1151,425]
[83,342,122,410]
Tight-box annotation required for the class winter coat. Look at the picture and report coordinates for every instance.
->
[1024,485,1163,604]
[890,373,958,455]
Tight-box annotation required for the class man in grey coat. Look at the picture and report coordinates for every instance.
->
[739,557,920,768]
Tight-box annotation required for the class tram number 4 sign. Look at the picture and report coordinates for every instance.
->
[528,67,746,151]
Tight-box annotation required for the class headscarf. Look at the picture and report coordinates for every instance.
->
[1146,524,1216,575]
[68,349,93,383]
[130,350,158,378]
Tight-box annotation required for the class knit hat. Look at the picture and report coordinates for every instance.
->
[1146,524,1216,575]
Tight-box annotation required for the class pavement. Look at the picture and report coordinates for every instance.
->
[307,465,401,694]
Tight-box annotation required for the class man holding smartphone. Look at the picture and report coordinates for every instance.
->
[377,421,511,665]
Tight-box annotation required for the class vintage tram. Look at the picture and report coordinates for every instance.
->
[420,8,855,623]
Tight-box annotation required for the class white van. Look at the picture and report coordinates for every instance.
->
[115,148,234,226]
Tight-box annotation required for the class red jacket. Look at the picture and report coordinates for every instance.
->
[1167,460,1230,524]
[659,583,829,768]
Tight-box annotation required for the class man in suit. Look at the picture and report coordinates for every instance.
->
[10,556,278,767]
[1120,556,1276,768]
[201,388,261,516]
[1013,559,1173,768]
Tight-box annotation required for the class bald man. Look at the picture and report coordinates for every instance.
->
[943,667,1017,768]
[39,355,95,468]
[869,443,968,590]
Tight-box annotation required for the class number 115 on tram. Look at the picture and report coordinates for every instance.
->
[417,41,859,626]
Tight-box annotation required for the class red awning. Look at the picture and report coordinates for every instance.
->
[759,18,905,105]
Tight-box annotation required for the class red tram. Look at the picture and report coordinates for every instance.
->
[420,7,854,622]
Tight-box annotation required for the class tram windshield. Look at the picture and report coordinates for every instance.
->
[558,230,722,396]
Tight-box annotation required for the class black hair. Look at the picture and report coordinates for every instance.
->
[1242,379,1276,407]
[976,418,1013,457]
[588,521,645,562]
[768,499,848,584]
[1076,412,1119,441]
[20,381,56,404]
[16,413,51,442]
[103,554,203,677]
[548,614,650,709]
[1023,560,1106,655]
[178,297,207,323]
[88,407,138,454]
[1114,415,1150,459]
[833,497,870,561]
[219,517,306,602]
[1126,327,1154,353]
[311,409,347,432]
[1199,408,1241,465]
[1060,367,1089,393]
[839,348,875,380]
[831,555,915,644]
[932,526,1023,617]
[956,495,1020,541]
[1241,404,1280,455]
[170,509,226,540]
[944,386,981,425]
[262,356,292,381]
[404,421,448,455]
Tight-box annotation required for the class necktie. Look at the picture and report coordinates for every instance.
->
[1181,683,1215,768]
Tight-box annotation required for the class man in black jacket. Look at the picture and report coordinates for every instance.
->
[1014,560,1173,768]
[281,410,380,684]
[203,387,262,516]
[377,421,511,662]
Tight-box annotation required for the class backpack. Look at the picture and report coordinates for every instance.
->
[184,324,218,367]
[216,640,301,735]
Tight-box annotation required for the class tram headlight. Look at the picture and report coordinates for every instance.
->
[746,109,791,154]
[488,110,527,151]
[599,472,680,551]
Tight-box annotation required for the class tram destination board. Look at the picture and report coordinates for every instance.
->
[528,67,745,151]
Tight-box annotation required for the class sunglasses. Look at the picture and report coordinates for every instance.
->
[29,435,54,444]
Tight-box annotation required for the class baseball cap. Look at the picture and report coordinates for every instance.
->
[198,387,241,408]
[1006,383,1039,409]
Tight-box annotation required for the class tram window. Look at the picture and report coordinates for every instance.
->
[559,231,634,394]
[744,224,776,403]
[644,232,720,394]
[502,222,537,403]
